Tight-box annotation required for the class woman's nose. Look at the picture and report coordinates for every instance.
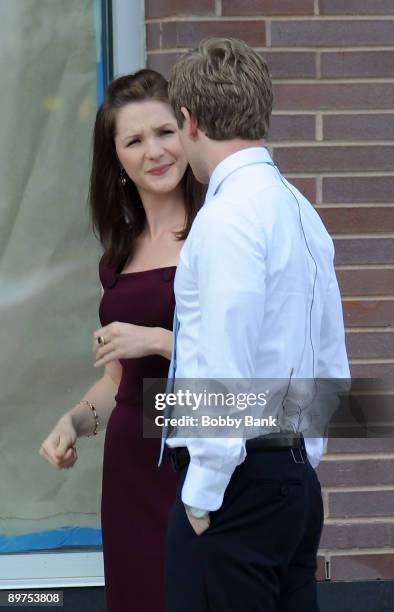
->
[145,137,164,159]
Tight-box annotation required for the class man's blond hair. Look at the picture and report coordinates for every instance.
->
[168,37,273,140]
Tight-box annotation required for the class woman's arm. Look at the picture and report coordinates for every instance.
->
[61,359,122,436]
[93,280,173,366]
[149,327,173,361]
[93,323,173,367]
[39,284,122,469]
[39,360,121,469]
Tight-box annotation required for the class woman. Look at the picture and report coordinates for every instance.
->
[39,69,204,611]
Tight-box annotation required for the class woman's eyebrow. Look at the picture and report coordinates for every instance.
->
[121,123,176,142]
[153,122,176,131]
[121,131,141,142]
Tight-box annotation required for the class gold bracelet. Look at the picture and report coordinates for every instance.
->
[78,400,100,437]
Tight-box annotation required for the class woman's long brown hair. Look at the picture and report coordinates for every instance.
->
[88,69,204,269]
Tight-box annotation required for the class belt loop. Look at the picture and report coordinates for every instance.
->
[291,447,305,464]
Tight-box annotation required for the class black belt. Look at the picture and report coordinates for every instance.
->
[168,434,304,472]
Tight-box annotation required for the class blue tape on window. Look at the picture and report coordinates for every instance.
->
[96,61,105,106]
[0,528,102,553]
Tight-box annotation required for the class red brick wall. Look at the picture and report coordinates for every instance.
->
[145,0,394,582]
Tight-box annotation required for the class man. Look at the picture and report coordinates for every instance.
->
[162,38,350,611]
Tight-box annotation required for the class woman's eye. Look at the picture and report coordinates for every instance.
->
[161,130,174,135]
[127,139,140,146]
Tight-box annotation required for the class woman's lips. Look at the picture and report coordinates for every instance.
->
[148,163,173,176]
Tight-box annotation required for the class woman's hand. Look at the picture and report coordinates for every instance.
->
[93,322,171,366]
[39,415,78,470]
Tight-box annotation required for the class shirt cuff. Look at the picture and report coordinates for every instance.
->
[181,462,234,511]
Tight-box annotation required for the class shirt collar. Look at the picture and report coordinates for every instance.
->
[205,146,273,202]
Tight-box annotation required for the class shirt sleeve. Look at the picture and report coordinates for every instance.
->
[306,262,351,467]
[180,203,267,511]
[317,265,350,380]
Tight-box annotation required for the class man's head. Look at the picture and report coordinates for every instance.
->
[168,37,273,181]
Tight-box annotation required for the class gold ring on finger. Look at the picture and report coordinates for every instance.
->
[97,335,105,346]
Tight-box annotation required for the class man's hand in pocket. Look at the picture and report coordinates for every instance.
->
[185,510,211,535]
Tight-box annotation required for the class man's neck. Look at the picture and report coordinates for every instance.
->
[205,139,264,178]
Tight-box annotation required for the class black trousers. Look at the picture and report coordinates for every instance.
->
[165,443,324,612]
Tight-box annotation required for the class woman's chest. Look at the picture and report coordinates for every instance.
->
[99,270,175,329]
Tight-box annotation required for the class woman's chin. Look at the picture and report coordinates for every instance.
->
[146,176,183,195]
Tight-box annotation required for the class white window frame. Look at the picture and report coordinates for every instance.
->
[112,0,146,76]
[0,552,104,590]
[1,0,146,589]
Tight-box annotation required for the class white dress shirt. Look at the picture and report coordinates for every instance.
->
[166,147,350,511]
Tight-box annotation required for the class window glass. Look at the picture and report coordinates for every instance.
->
[0,0,109,553]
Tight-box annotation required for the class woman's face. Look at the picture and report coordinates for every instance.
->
[114,99,188,198]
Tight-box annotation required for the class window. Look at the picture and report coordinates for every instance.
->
[0,0,144,588]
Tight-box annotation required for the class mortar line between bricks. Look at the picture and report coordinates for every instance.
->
[272,111,394,115]
[269,46,394,50]
[270,47,394,51]
[338,263,394,268]
[324,485,394,492]
[316,51,321,80]
[345,326,394,331]
[276,110,394,114]
[322,452,394,460]
[342,294,394,302]
[319,78,394,83]
[317,204,394,209]
[145,16,394,23]
[341,294,394,302]
[333,233,394,238]
[343,293,393,299]
[286,172,394,177]
[318,548,394,555]
[147,46,394,53]
[272,140,394,146]
[273,78,394,84]
[323,489,329,519]
[316,114,323,141]
[345,296,394,302]
[294,139,394,143]
[337,388,394,395]
[336,264,394,270]
[214,0,222,17]
[342,295,394,300]
[325,517,394,524]
[316,175,322,204]
[147,49,189,53]
[349,358,394,364]
[270,15,394,21]
[266,19,271,48]
[267,46,394,52]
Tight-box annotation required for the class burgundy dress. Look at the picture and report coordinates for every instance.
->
[98,255,178,612]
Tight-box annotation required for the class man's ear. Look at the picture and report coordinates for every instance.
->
[180,106,199,139]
